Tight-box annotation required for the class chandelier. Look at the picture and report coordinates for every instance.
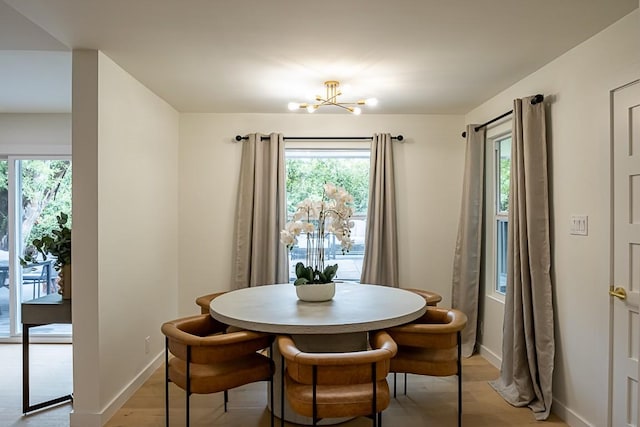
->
[287,80,378,115]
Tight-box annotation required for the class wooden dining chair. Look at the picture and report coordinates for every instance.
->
[277,331,397,427]
[161,314,275,427]
[386,306,467,427]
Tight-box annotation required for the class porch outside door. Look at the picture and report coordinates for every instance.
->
[611,79,640,427]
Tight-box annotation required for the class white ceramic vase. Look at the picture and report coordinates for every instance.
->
[295,282,335,302]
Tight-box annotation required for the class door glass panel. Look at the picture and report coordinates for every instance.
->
[17,159,72,336]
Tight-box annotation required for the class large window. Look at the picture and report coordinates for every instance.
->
[285,149,370,283]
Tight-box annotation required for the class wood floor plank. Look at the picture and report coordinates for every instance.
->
[0,344,569,427]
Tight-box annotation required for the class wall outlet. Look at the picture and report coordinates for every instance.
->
[145,336,150,354]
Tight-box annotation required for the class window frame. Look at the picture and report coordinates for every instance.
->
[484,122,512,302]
[284,140,370,284]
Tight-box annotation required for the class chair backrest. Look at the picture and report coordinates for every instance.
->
[387,307,467,376]
[195,291,228,314]
[161,314,273,364]
[278,331,397,386]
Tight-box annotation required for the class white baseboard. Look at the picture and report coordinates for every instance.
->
[69,350,164,427]
[478,344,501,368]
[476,345,593,427]
[552,398,594,427]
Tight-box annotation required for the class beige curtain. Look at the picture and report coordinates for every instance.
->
[233,133,288,289]
[490,96,554,420]
[361,133,398,287]
[451,125,485,357]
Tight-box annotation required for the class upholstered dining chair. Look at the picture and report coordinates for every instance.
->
[277,331,397,427]
[386,307,467,427]
[161,314,275,427]
[195,291,227,314]
[402,288,442,306]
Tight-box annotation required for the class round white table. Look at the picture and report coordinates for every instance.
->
[209,282,426,334]
[209,282,426,425]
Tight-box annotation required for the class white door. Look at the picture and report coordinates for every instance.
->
[611,79,640,427]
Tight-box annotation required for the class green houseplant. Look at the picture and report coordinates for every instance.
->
[20,212,71,298]
[280,183,354,286]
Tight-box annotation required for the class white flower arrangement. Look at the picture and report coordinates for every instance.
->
[280,183,355,285]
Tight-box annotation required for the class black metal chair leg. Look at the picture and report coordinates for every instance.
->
[224,390,228,412]
[393,372,396,398]
[165,337,169,427]
[403,373,407,395]
[186,346,191,427]
[281,350,285,427]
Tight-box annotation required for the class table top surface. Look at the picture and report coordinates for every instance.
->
[209,283,426,334]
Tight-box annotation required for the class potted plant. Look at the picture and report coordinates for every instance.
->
[20,212,72,299]
[280,183,354,301]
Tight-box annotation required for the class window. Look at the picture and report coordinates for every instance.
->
[285,148,370,283]
[494,136,511,295]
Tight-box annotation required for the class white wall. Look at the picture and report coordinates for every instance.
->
[71,50,179,427]
[178,114,465,316]
[0,113,70,155]
[468,10,639,427]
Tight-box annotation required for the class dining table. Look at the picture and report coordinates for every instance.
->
[209,282,426,425]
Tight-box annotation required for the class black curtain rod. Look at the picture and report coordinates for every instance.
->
[235,135,404,142]
[461,94,544,138]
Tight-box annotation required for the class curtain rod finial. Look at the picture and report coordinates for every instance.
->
[531,94,544,105]
[235,135,244,142]
[461,131,467,138]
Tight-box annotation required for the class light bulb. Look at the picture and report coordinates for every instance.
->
[288,102,300,111]
[306,104,317,113]
[352,107,362,115]
[365,97,378,106]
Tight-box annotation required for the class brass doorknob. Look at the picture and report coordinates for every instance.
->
[609,286,627,300]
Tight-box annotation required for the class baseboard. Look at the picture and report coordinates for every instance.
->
[69,350,164,427]
[478,344,501,368]
[477,345,593,427]
[552,398,594,427]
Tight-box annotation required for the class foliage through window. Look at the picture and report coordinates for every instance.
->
[495,136,511,295]
[285,150,369,283]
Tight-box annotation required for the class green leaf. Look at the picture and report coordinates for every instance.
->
[294,278,309,286]
[323,264,338,282]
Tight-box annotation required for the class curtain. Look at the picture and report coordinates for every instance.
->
[451,125,485,357]
[233,133,288,289]
[361,133,398,287]
[490,96,554,420]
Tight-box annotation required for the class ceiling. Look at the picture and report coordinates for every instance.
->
[1,0,637,114]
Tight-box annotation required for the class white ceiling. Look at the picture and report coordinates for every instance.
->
[1,0,637,114]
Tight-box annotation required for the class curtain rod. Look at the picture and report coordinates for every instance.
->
[461,94,544,138]
[234,135,404,142]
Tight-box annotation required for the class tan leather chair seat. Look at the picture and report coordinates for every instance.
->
[278,331,397,425]
[161,314,275,426]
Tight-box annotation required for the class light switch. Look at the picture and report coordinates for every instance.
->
[570,215,588,236]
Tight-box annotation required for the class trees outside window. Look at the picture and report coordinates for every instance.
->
[285,150,369,283]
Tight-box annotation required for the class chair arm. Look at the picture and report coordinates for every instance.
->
[277,332,397,366]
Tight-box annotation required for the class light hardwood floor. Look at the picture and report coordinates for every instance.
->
[0,344,569,427]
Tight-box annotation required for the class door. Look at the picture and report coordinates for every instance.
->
[611,79,640,427]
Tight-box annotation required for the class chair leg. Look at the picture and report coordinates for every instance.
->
[224,390,228,412]
[280,351,285,427]
[457,331,462,427]
[404,373,407,395]
[312,365,318,426]
[165,338,169,427]
[393,372,396,398]
[186,346,191,427]
[270,343,274,427]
